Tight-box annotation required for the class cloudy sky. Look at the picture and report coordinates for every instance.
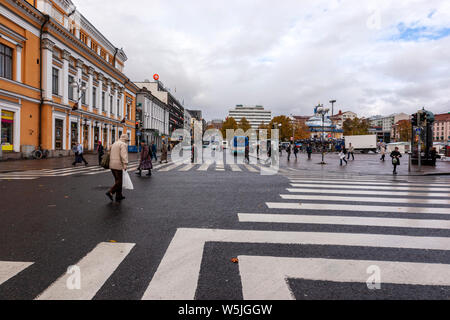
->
[73,0,450,121]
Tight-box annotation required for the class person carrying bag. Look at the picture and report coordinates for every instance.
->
[105,134,129,202]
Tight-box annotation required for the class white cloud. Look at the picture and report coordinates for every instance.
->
[73,0,450,120]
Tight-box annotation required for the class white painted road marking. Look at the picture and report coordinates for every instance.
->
[158,162,184,172]
[238,213,450,229]
[280,194,450,205]
[179,164,196,171]
[36,242,135,300]
[142,228,450,300]
[0,261,34,286]
[289,180,450,190]
[239,256,450,300]
[287,188,450,198]
[266,202,450,215]
[197,163,210,171]
[229,164,242,172]
[243,164,259,172]
[290,184,450,192]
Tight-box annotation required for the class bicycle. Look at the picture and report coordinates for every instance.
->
[32,147,49,160]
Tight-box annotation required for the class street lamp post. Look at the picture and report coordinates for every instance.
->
[70,79,87,111]
[329,100,336,116]
[316,104,330,165]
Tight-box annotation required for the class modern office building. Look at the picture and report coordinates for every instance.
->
[228,105,271,129]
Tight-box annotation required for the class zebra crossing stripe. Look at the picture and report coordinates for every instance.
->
[0,261,34,286]
[197,163,210,171]
[288,180,450,189]
[0,177,38,180]
[36,242,135,300]
[238,213,450,229]
[229,164,242,172]
[239,256,450,300]
[290,184,450,192]
[158,162,184,172]
[243,164,259,172]
[142,228,450,300]
[288,177,450,185]
[286,188,450,198]
[280,194,450,205]
[179,164,196,171]
[266,202,450,215]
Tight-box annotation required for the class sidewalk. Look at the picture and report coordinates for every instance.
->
[278,152,450,176]
[0,152,163,173]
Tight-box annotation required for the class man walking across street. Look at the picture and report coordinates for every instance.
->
[347,143,355,160]
[160,141,168,163]
[72,142,88,166]
[97,141,104,166]
[286,143,291,161]
[390,147,402,175]
[106,134,129,202]
[151,142,157,162]
[339,150,348,166]
[293,145,298,160]
[306,143,312,160]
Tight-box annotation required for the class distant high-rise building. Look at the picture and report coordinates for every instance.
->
[228,105,272,129]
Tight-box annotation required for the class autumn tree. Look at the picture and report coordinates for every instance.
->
[221,117,238,139]
[293,121,310,140]
[343,117,370,136]
[269,116,294,141]
[397,120,412,142]
[238,117,252,132]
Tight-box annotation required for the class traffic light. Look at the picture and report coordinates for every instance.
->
[135,121,139,129]
[411,113,417,126]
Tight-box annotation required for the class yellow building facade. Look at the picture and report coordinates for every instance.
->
[0,0,137,158]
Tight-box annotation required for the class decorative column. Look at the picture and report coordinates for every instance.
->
[113,84,118,117]
[106,79,111,117]
[41,38,55,100]
[76,59,84,109]
[62,50,71,105]
[15,44,22,82]
[87,66,94,112]
[97,73,103,111]
[118,87,124,119]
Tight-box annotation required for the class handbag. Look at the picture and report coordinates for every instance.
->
[122,170,134,190]
[392,158,398,165]
[101,152,110,169]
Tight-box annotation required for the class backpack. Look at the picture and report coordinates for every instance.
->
[101,152,110,169]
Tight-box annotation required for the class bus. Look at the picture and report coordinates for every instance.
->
[232,136,249,156]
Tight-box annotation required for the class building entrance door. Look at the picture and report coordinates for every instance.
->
[71,122,78,149]
[55,119,64,150]
[83,125,89,150]
[94,126,99,150]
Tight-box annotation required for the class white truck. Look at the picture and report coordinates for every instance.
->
[344,135,378,153]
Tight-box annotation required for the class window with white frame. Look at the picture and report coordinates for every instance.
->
[0,44,13,80]
[52,67,59,95]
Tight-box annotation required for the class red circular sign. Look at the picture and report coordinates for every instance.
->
[153,74,159,81]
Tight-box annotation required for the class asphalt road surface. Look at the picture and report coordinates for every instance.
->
[0,156,449,300]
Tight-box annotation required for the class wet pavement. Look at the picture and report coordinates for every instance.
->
[278,152,450,176]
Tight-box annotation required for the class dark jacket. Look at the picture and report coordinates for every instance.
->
[139,145,153,170]
[390,150,402,165]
